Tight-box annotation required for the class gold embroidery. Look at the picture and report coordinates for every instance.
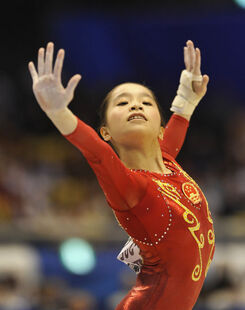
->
[205,229,215,276]
[171,162,213,225]
[153,179,204,281]
[155,181,181,200]
[182,182,202,205]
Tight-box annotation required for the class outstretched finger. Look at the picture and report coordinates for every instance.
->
[202,74,209,89]
[66,74,82,97]
[28,62,38,83]
[38,47,45,76]
[184,46,191,71]
[45,42,54,74]
[193,48,201,76]
[54,49,65,81]
[187,40,196,72]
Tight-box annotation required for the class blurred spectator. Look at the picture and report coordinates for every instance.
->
[65,290,97,310]
[33,278,67,310]
[0,274,32,310]
[0,244,41,291]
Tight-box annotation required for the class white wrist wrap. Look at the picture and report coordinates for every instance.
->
[170,70,203,116]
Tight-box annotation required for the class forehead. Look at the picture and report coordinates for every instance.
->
[110,83,153,100]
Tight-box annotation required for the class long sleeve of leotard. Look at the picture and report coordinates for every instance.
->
[64,114,188,212]
[64,118,148,211]
[160,114,189,159]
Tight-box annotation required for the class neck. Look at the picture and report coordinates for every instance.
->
[115,138,170,174]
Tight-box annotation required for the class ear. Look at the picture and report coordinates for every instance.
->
[100,126,111,141]
[158,126,164,140]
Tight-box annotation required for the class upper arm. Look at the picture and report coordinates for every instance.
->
[64,118,148,211]
[159,114,189,159]
[94,161,148,211]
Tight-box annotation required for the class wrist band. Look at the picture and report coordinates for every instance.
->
[170,70,203,116]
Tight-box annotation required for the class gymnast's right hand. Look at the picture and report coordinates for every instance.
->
[28,42,81,115]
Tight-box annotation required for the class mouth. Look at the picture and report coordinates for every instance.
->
[127,113,147,121]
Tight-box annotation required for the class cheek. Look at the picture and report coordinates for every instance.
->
[106,109,124,133]
[151,110,162,126]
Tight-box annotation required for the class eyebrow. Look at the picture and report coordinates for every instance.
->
[113,92,154,101]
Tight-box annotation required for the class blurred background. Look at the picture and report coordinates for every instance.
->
[0,0,245,309]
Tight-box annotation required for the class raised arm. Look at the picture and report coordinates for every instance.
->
[28,42,81,135]
[28,42,147,212]
[159,40,209,158]
[160,114,189,159]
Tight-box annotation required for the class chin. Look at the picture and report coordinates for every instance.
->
[118,128,155,145]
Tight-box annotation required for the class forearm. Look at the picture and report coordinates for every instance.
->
[173,112,191,122]
[46,107,78,135]
[160,114,189,158]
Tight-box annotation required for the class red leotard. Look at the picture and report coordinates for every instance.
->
[65,114,215,310]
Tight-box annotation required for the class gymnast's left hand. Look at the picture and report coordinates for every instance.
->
[184,40,209,99]
[170,40,210,119]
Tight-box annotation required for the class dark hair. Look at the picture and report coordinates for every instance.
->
[98,83,166,133]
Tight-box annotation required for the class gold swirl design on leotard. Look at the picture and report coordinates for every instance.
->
[156,182,181,200]
[171,162,216,277]
[205,229,215,276]
[171,161,213,225]
[153,179,205,281]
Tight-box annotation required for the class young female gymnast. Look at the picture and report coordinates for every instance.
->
[28,40,214,310]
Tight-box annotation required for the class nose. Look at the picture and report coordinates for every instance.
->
[129,101,143,111]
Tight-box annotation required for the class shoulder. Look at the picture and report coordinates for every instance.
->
[162,151,177,164]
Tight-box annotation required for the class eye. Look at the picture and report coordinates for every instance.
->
[117,101,128,106]
[143,102,152,106]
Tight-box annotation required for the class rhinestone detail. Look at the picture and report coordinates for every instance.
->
[114,159,205,247]
[130,168,176,177]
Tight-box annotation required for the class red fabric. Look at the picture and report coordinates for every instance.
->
[160,114,189,158]
[64,114,215,310]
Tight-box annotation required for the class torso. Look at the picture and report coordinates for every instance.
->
[114,158,215,310]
